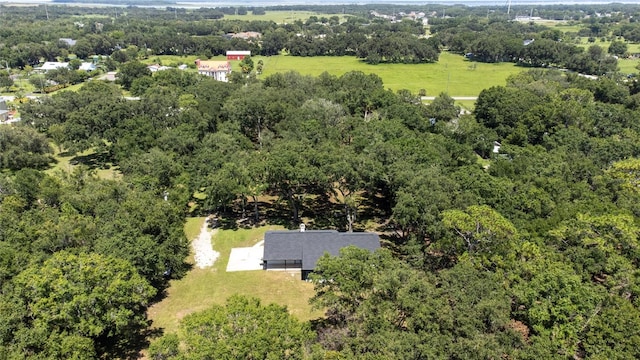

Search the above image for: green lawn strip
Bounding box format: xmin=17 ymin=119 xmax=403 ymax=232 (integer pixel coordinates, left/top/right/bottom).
xmin=575 ymin=37 xmax=640 ymax=53
xmin=142 ymin=55 xmax=201 ymax=67
xmin=553 ymin=22 xmax=583 ymax=33
xmin=148 ymin=220 xmax=322 ymax=335
xmin=222 ymin=10 xmax=347 ymax=23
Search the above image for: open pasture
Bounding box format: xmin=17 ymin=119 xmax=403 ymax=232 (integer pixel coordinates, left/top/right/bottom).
xmin=223 ymin=10 xmax=348 ymax=23
xmin=146 ymin=52 xmax=522 ymax=96
xmin=258 ymin=52 xmax=522 ymax=96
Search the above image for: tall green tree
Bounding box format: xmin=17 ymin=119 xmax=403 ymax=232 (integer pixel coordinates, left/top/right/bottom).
xmin=153 ymin=295 xmax=311 ymax=360
xmin=439 ymin=205 xmax=519 ymax=268
xmin=0 ymin=126 xmax=53 ymax=170
xmin=117 ymin=60 xmax=151 ymax=90
xmin=0 ymin=252 xmax=156 ymax=358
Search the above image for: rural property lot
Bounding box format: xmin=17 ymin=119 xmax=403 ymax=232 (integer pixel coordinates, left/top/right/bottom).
xmin=145 ymin=52 xmax=523 ymax=96
xmin=147 ymin=218 xmax=321 ymax=334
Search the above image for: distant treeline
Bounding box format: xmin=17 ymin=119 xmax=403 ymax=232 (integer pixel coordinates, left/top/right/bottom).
xmin=44 ymin=2 xmax=640 ymax=21
xmin=2 ymin=3 xmax=639 ymax=70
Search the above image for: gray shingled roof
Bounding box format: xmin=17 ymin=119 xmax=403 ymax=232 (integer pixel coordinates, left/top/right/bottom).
xmin=263 ymin=230 xmax=380 ymax=271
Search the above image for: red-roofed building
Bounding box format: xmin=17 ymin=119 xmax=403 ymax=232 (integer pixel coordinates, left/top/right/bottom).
xmin=226 ymin=51 xmax=251 ymax=61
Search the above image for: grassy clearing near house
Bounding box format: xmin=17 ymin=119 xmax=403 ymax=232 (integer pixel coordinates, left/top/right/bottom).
xmin=148 ymin=218 xmax=322 ymax=335
xmin=456 ymin=100 xmax=476 ymax=112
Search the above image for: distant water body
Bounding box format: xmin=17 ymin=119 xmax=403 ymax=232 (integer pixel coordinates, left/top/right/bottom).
xmin=1 ymin=0 xmax=637 ymax=6
xmin=178 ymin=0 xmax=640 ymax=6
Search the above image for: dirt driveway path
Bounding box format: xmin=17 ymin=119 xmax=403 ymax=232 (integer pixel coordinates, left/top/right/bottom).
xmin=192 ymin=220 xmax=220 ymax=269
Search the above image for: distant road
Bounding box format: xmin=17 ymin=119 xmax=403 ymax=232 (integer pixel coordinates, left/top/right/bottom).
xmin=421 ymin=96 xmax=478 ymax=101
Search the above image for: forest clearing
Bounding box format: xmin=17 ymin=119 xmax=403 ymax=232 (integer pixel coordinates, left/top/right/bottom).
xmin=148 ymin=218 xmax=321 ymax=334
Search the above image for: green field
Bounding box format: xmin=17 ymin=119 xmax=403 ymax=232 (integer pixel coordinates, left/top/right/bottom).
xmin=575 ymin=37 xmax=640 ymax=52
xmin=619 ymin=58 xmax=640 ymax=75
xmin=573 ymin=38 xmax=640 ymax=75
xmin=223 ymin=10 xmax=348 ymax=23
xmin=149 ymin=52 xmax=523 ymax=96
xmin=552 ymin=22 xmax=583 ymax=33
xmin=260 ymin=52 xmax=522 ymax=96
xmin=148 ymin=218 xmax=322 ymax=335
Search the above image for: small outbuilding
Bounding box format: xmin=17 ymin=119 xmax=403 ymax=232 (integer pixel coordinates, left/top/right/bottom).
xmin=262 ymin=226 xmax=380 ymax=280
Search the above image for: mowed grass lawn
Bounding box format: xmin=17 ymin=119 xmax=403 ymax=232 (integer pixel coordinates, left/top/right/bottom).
xmin=148 ymin=218 xmax=323 ymax=335
xmin=259 ymin=52 xmax=522 ymax=96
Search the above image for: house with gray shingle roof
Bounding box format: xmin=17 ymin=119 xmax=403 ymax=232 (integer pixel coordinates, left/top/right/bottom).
xmin=262 ymin=226 xmax=380 ymax=280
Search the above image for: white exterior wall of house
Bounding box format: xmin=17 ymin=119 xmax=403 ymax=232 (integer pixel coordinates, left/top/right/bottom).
xmin=197 ymin=69 xmax=228 ymax=82
xmin=195 ymin=59 xmax=231 ymax=82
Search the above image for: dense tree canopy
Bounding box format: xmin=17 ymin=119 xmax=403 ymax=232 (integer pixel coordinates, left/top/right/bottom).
xmin=10 ymin=60 xmax=640 ymax=357
xmin=2 ymin=2 xmax=640 ymax=357
xmin=0 ymin=251 xmax=156 ymax=358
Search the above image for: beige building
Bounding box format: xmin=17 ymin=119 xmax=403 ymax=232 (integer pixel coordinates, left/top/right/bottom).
xmin=195 ymin=59 xmax=231 ymax=82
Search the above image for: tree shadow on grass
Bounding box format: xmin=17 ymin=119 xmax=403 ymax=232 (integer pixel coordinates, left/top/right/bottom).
xmin=69 ymin=151 xmax=113 ymax=170
xmin=302 ymin=193 xmax=344 ymax=231
xmin=193 ymin=187 xmax=392 ymax=234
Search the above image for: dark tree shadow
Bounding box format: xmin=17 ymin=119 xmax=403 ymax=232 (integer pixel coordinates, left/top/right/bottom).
xmin=96 ymin=321 xmax=164 ymax=360
xmin=69 ymin=151 xmax=113 ymax=170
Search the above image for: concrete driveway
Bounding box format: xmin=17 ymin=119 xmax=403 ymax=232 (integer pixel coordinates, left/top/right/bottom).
xmin=226 ymin=240 xmax=264 ymax=272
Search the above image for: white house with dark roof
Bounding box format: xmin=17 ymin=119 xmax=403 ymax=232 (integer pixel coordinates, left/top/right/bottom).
xmin=262 ymin=226 xmax=380 ymax=280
